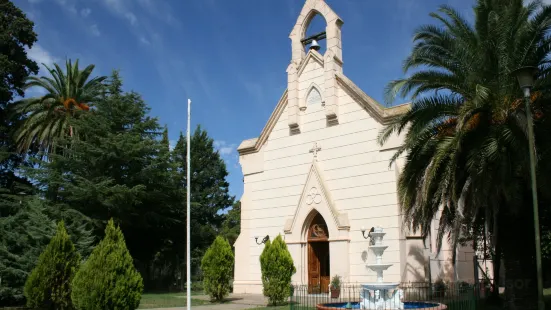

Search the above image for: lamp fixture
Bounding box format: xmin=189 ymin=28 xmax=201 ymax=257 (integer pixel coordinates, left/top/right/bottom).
xmin=360 ymin=226 xmax=374 ymax=240
xmin=255 ymin=235 xmax=270 ymax=245
xmin=512 ymin=66 xmax=538 ymax=98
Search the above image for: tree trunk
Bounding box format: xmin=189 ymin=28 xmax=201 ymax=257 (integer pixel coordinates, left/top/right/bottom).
xmin=499 ymin=208 xmax=538 ymax=310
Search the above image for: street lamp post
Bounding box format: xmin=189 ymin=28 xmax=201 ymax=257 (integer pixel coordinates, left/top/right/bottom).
xmin=512 ymin=66 xmax=544 ymax=310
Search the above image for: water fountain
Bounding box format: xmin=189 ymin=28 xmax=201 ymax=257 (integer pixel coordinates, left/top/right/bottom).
xmin=315 ymin=227 xmax=447 ymax=310
xmin=360 ymin=227 xmax=403 ymax=310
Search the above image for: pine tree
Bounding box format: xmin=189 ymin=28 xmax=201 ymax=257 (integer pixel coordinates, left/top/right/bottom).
xmin=259 ymin=235 xmax=296 ymax=306
xmin=201 ymin=236 xmax=234 ymax=301
xmin=0 ymin=0 xmax=39 ymax=194
xmin=172 ymin=126 xmax=235 ymax=274
xmin=71 ymin=219 xmax=143 ymax=310
xmin=220 ymin=200 xmax=241 ymax=247
xmin=0 ymin=199 xmax=55 ymax=306
xmin=29 ymin=71 xmax=181 ymax=286
xmin=24 ymin=221 xmax=80 ymax=310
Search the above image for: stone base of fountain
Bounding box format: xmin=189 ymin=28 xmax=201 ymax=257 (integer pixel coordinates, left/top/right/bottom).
xmin=360 ymin=285 xmax=403 ymax=310
xmin=316 ymin=301 xmax=447 ymax=310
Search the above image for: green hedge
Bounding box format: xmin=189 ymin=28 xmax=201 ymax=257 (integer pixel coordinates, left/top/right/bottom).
xmin=201 ymin=236 xmax=234 ymax=301
xmin=260 ymin=235 xmax=296 ymax=306
xmin=24 ymin=221 xmax=80 ymax=309
xmin=71 ymin=219 xmax=143 ymax=310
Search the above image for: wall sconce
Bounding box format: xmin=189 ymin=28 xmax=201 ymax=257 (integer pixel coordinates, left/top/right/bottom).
xmin=360 ymin=226 xmax=374 ymax=240
xmin=255 ymin=235 xmax=270 ymax=245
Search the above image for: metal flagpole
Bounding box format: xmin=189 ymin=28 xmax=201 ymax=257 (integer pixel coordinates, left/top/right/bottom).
xmin=186 ymin=98 xmax=191 ymax=310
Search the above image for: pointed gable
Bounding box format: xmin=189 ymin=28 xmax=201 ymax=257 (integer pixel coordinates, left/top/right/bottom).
xmin=237 ymin=0 xmax=411 ymax=156
xmin=284 ymin=160 xmax=349 ymax=238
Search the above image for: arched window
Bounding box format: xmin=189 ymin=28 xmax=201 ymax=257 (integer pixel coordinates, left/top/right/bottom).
xmin=303 ymin=13 xmax=327 ymax=54
xmin=306 ymin=86 xmax=322 ymax=106
xmin=308 ymin=213 xmax=329 ymax=241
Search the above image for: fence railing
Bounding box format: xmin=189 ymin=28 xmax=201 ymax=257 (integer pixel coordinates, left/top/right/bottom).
xmin=290 ymin=282 xmax=483 ymax=310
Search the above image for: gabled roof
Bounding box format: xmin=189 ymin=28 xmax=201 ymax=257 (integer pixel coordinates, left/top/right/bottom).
xmin=297 ymin=49 xmax=324 ymax=77
xmin=283 ymin=160 xmax=349 ymax=234
xmin=237 ymin=74 xmax=410 ymax=155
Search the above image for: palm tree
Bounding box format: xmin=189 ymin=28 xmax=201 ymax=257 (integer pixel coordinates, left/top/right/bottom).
xmin=378 ymin=1 xmax=551 ymax=308
xmin=11 ymin=59 xmax=107 ymax=155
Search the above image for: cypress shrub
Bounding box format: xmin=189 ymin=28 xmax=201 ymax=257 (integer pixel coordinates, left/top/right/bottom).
xmin=23 ymin=221 xmax=81 ymax=309
xmin=259 ymin=235 xmax=296 ymax=306
xmin=201 ymin=236 xmax=234 ymax=301
xmin=71 ymin=219 xmax=143 ymax=310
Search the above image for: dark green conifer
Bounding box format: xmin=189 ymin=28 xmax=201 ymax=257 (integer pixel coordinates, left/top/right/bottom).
xmin=24 ymin=221 xmax=80 ymax=309
xmin=259 ymin=235 xmax=296 ymax=306
xmin=71 ymin=218 xmax=143 ymax=310
xmin=201 ymin=236 xmax=234 ymax=301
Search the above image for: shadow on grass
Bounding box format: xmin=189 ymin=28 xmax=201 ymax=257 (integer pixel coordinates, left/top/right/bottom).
xmin=138 ymin=292 xmax=209 ymax=309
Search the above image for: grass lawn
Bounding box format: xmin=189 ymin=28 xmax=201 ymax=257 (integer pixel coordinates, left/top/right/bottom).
xmin=138 ymin=292 xmax=210 ymax=309
xmin=545 ymin=288 xmax=551 ymax=308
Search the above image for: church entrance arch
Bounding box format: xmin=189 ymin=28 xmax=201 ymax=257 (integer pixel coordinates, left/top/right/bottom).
xmin=306 ymin=212 xmax=330 ymax=294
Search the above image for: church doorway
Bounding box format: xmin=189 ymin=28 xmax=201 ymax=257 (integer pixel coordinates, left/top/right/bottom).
xmin=307 ymin=212 xmax=330 ymax=294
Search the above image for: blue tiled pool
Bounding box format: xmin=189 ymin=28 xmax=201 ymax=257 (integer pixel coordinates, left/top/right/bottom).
xmin=318 ymin=301 xmax=441 ymax=309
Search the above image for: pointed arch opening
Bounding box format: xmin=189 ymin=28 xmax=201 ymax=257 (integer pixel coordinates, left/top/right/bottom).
xmin=305 ymin=84 xmax=323 ymax=108
xmin=303 ymin=210 xmax=330 ymax=294
xmin=302 ymin=11 xmax=327 ymax=55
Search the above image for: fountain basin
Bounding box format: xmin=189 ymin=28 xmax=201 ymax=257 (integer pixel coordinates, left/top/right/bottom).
xmin=316 ymin=301 xmax=447 ymax=310
xmin=366 ymin=263 xmax=392 ymax=272
xmin=361 ymin=282 xmax=400 ymax=291
xmin=369 ymin=245 xmax=388 ymax=257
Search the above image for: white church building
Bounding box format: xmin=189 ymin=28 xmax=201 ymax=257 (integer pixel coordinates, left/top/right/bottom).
xmin=233 ymin=0 xmax=476 ymax=294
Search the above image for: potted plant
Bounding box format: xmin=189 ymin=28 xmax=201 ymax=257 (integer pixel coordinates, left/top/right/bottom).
xmin=330 ymin=275 xmax=341 ymax=298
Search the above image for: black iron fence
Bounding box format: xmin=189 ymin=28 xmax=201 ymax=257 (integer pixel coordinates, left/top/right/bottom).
xmin=290 ymin=282 xmax=483 ymax=310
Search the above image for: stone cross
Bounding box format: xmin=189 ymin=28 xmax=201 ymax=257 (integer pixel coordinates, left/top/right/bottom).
xmin=309 ymin=142 xmax=321 ymax=159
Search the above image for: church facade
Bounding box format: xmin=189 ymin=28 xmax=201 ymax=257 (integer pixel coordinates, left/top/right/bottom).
xmin=233 ymin=0 xmax=476 ymax=294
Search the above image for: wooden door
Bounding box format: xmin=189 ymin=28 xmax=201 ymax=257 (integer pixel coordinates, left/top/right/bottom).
xmin=308 ymin=242 xmax=330 ymax=294
xmin=319 ymin=242 xmax=330 ymax=293
xmin=307 ymin=213 xmax=330 ymax=294
xmin=308 ymin=243 xmax=321 ymax=293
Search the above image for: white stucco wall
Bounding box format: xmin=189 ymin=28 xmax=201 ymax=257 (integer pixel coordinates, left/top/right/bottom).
xmin=234 ymin=53 xmax=411 ymax=293
xmin=233 ymin=0 xmax=475 ymax=294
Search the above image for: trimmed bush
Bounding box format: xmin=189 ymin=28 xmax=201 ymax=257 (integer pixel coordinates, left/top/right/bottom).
xmin=24 ymin=221 xmax=81 ymax=309
xmin=71 ymin=219 xmax=143 ymax=310
xmin=260 ymin=235 xmax=296 ymax=306
xmin=201 ymin=236 xmax=234 ymax=301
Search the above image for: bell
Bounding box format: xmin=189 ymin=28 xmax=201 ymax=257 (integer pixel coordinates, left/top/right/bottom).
xmin=310 ymin=40 xmax=321 ymax=51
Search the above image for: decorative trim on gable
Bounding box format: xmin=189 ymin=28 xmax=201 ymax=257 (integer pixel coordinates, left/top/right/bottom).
xmin=237 ymin=73 xmax=411 ymax=156
xmin=283 ymin=160 xmax=350 ymax=234
xmin=303 ymin=82 xmax=324 ymax=109
xmin=237 ymin=90 xmax=288 ymax=155
xmin=297 ymin=50 xmax=324 ymax=77
xmin=335 ymin=73 xmax=410 ymax=124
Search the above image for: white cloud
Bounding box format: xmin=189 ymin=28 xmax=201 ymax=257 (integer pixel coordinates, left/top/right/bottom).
xmin=140 ymin=36 xmax=150 ymax=45
xmin=54 ymin=0 xmax=77 ymax=14
xmin=125 ymin=12 xmax=137 ymax=26
xmin=213 ymin=140 xmax=237 ymax=156
xmin=103 ymin=0 xmax=138 ymax=26
xmin=90 ymin=24 xmax=101 ymax=37
xmin=169 ymin=140 xmax=177 ymax=151
xmin=80 ymin=8 xmax=91 ymax=17
xmin=137 ymin=0 xmax=181 ymax=28
xmin=27 ymin=44 xmax=57 ymax=68
xmin=24 ymin=44 xmax=59 ymax=97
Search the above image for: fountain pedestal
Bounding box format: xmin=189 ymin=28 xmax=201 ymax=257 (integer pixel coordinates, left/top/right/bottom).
xmin=360 ymin=227 xmax=404 ymax=310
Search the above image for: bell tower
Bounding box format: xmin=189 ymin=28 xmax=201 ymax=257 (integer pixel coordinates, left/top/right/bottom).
xmin=287 ymin=0 xmax=344 ymax=132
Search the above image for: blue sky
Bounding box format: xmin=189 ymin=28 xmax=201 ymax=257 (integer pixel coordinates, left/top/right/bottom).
xmin=14 ymin=0 xmax=478 ymax=199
